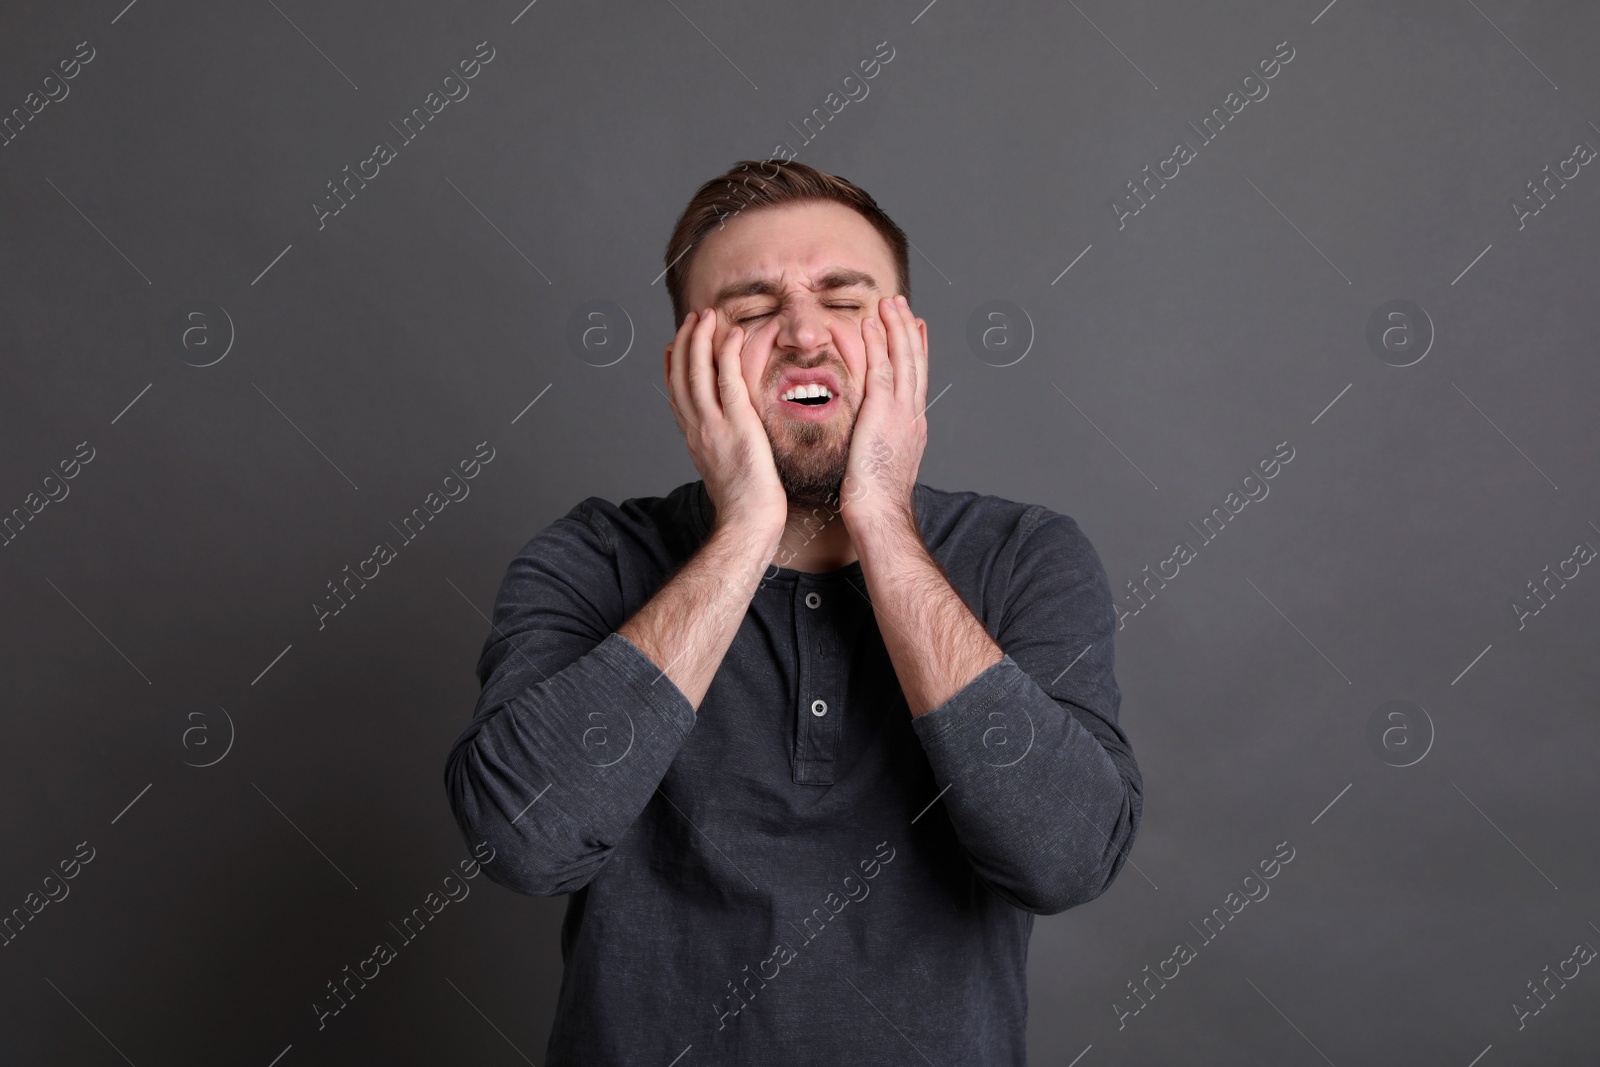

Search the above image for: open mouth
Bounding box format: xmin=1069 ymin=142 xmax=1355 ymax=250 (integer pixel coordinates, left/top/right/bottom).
xmin=781 ymin=383 xmax=835 ymax=407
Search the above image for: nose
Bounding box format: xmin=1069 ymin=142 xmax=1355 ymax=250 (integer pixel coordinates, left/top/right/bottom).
xmin=771 ymin=296 xmax=833 ymax=356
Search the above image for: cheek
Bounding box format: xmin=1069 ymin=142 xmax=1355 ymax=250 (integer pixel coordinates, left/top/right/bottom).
xmin=829 ymin=321 xmax=869 ymax=384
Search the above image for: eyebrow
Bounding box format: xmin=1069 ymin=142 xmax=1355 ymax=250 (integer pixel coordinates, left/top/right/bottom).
xmin=711 ymin=268 xmax=879 ymax=310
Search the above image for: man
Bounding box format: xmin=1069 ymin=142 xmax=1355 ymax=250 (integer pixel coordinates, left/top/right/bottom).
xmin=444 ymin=159 xmax=1142 ymax=1065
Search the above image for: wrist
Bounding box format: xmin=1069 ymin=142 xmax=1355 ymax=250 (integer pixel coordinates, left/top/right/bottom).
xmin=842 ymin=497 xmax=919 ymax=551
xmin=709 ymin=510 xmax=786 ymax=561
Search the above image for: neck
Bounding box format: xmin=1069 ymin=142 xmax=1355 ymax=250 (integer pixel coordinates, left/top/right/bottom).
xmin=772 ymin=496 xmax=858 ymax=573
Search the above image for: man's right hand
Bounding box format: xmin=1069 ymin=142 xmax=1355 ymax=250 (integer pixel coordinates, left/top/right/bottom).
xmin=616 ymin=310 xmax=788 ymax=710
xmin=665 ymin=309 xmax=787 ymax=538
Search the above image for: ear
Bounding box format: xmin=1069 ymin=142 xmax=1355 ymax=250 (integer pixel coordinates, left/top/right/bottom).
xmin=663 ymin=342 xmax=673 ymax=382
xmin=916 ymin=318 xmax=927 ymax=351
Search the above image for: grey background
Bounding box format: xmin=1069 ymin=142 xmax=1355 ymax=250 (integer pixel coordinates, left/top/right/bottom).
xmin=1 ymin=0 xmax=1596 ymax=1063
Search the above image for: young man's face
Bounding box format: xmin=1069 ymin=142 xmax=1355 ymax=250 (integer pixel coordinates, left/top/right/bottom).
xmin=674 ymin=199 xmax=900 ymax=508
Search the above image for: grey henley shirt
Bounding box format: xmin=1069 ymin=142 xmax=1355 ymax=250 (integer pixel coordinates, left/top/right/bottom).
xmin=443 ymin=479 xmax=1143 ymax=1065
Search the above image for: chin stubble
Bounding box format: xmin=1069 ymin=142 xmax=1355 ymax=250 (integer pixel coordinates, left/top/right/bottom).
xmin=767 ymin=411 xmax=853 ymax=509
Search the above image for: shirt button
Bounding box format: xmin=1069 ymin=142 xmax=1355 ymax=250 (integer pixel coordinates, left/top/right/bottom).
xmin=805 ymin=592 xmax=822 ymax=609
xmin=811 ymin=699 xmax=828 ymax=717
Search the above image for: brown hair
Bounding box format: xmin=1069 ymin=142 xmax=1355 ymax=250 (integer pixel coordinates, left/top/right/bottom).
xmin=662 ymin=159 xmax=910 ymax=326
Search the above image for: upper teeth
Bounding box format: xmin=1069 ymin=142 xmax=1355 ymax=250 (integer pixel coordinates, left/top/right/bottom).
xmin=782 ymin=383 xmax=833 ymax=401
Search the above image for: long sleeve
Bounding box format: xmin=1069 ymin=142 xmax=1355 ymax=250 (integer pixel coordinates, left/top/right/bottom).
xmin=442 ymin=503 xmax=697 ymax=897
xmin=909 ymin=508 xmax=1142 ymax=915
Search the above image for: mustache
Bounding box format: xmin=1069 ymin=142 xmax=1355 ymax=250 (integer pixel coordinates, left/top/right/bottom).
xmin=764 ymin=356 xmax=849 ymax=387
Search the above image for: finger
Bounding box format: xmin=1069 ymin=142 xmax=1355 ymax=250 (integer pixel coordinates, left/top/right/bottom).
xmin=912 ymin=316 xmax=929 ymax=418
xmin=882 ymin=296 xmax=915 ymax=402
xmin=894 ymin=298 xmax=925 ymax=410
xmin=889 ymin=299 xmax=915 ymax=403
xmin=667 ymin=310 xmax=699 ymax=432
xmin=714 ymin=323 xmax=748 ymax=422
xmin=861 ymin=312 xmax=890 ymax=400
xmin=687 ymin=306 xmax=721 ymax=421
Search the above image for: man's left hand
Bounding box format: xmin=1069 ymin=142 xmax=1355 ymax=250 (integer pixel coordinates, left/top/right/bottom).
xmin=840 ymin=294 xmax=928 ymax=534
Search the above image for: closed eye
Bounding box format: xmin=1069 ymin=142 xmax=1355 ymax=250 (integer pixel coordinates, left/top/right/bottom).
xmin=734 ymin=303 xmax=861 ymax=325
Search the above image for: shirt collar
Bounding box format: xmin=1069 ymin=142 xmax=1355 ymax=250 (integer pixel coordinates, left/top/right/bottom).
xmin=686 ymin=480 xmax=931 ymax=573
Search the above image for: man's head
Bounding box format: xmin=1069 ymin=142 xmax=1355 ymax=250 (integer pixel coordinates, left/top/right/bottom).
xmin=662 ymin=160 xmax=911 ymax=508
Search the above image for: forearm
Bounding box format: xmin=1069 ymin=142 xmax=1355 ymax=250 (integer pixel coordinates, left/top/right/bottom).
xmin=618 ymin=518 xmax=782 ymax=709
xmin=444 ymin=630 xmax=697 ymax=896
xmin=445 ymin=510 xmax=781 ymax=897
xmin=850 ymin=509 xmax=1004 ymax=718
xmin=910 ymin=658 xmax=1141 ymax=913
xmin=852 ymin=508 xmax=1140 ymax=913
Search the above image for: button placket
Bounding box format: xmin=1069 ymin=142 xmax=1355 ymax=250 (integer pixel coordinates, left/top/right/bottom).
xmin=792 ymin=579 xmax=844 ymax=785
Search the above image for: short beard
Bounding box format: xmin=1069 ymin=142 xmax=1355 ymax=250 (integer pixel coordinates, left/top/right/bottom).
xmin=769 ymin=417 xmax=852 ymax=510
